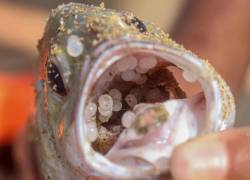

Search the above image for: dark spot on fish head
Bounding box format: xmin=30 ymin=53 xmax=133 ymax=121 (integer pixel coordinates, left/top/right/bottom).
xmin=131 ymin=17 xmax=147 ymax=33
xmin=47 ymin=61 xmax=67 ymax=96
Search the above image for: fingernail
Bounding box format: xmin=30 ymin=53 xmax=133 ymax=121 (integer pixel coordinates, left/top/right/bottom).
xmin=170 ymin=135 xmax=229 ymax=180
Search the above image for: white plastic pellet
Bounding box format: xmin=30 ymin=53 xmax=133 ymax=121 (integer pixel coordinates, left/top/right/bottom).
xmin=85 ymin=102 xmax=97 ymax=117
xmin=113 ymin=100 xmax=123 ymax=112
xmin=99 ymin=114 xmax=111 ymax=123
xmin=86 ymin=121 xmax=98 ymax=142
xmin=127 ymin=56 xmax=138 ymax=70
xmin=138 ymin=56 xmax=157 ymax=70
xmin=67 ymin=35 xmax=84 ymax=57
xmin=98 ymin=94 xmax=113 ymax=111
xmin=135 ymin=74 xmax=147 ymax=85
xmin=132 ymin=72 xmax=141 ymax=82
xmin=121 ymin=70 xmax=136 ymax=81
xmin=116 ymin=56 xmax=138 ymax=72
xmin=98 ymin=106 xmax=112 ymax=117
xmin=116 ymin=58 xmax=131 ymax=72
xmin=121 ymin=111 xmax=136 ymax=128
xmin=98 ymin=126 xmax=108 ymax=137
xmin=135 ymin=66 xmax=148 ymax=74
xmin=109 ymin=89 xmax=122 ymax=101
xmin=125 ymin=94 xmax=137 ymax=108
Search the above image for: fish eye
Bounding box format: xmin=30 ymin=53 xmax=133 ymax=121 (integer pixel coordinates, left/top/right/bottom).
xmin=131 ymin=17 xmax=147 ymax=33
xmin=47 ymin=61 xmax=67 ymax=96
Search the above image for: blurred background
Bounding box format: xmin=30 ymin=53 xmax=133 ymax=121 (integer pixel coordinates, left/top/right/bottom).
xmin=0 ymin=0 xmax=249 ymax=179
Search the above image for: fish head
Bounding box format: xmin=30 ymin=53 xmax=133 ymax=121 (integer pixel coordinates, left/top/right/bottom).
xmin=36 ymin=3 xmax=235 ymax=179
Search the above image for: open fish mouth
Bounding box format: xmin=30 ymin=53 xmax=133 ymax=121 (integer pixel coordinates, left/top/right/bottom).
xmin=75 ymin=38 xmax=235 ymax=179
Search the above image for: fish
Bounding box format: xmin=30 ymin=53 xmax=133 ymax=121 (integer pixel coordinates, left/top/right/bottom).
xmin=36 ymin=2 xmax=235 ymax=179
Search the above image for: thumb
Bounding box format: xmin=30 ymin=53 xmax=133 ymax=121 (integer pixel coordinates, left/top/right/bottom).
xmin=170 ymin=128 xmax=250 ymax=180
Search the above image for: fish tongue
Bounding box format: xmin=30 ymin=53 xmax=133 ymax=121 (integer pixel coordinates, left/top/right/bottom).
xmin=106 ymin=92 xmax=206 ymax=166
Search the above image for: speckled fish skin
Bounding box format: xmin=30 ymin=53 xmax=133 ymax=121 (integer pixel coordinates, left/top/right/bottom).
xmin=36 ymin=3 xmax=235 ymax=180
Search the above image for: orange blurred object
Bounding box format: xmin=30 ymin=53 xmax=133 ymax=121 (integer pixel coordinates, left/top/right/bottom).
xmin=0 ymin=73 xmax=35 ymax=145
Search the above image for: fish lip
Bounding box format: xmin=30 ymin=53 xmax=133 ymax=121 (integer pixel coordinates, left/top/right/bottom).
xmin=74 ymin=37 xmax=235 ymax=178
